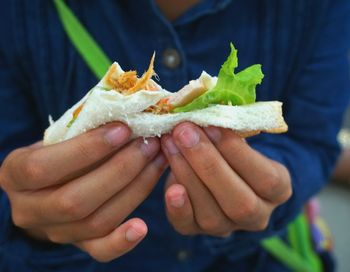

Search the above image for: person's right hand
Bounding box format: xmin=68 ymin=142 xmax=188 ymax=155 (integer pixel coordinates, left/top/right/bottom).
xmin=0 ymin=122 xmax=167 ymax=262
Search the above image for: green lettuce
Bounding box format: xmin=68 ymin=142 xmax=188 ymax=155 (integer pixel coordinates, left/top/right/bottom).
xmin=172 ymin=43 xmax=264 ymax=113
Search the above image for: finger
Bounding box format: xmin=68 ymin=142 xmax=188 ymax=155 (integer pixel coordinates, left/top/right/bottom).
xmin=21 ymin=138 xmax=160 ymax=224
xmin=171 ymin=122 xmax=269 ymax=227
xmin=162 ymin=136 xmax=233 ymax=236
xmin=44 ymin=153 xmax=167 ymax=243
xmin=165 ymin=177 xmax=200 ymax=235
xmin=11 ymin=122 xmax=131 ymax=191
xmin=29 ymin=141 xmax=43 ymax=149
xmin=204 ymin=126 xmax=292 ymax=204
xmin=75 ymin=218 xmax=147 ymax=263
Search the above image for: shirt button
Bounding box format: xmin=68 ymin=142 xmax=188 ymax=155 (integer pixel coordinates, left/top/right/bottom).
xmin=163 ymin=48 xmax=181 ymax=69
xmin=177 ymin=250 xmax=190 ymax=262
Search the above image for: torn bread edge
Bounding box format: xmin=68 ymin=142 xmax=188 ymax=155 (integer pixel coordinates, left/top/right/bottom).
xmin=44 ymin=94 xmax=288 ymax=145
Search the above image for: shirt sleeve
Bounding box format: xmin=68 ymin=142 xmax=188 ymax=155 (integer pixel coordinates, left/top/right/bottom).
xmin=203 ymin=0 xmax=350 ymax=256
xmin=0 ymin=4 xmax=91 ymax=270
xmin=0 ymin=2 xmax=40 ymax=256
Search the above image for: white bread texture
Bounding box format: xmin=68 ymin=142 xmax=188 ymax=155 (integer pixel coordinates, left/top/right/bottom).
xmin=125 ymin=102 xmax=287 ymax=139
xmin=44 ymin=87 xmax=171 ymax=145
xmin=44 ymin=89 xmax=287 ymax=145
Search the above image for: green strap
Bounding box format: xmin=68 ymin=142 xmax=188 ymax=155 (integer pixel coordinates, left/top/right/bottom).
xmin=262 ymin=213 xmax=323 ymax=272
xmin=53 ymin=0 xmax=112 ymax=79
xmin=288 ymin=214 xmax=323 ymax=272
xmin=262 ymin=237 xmax=313 ymax=272
xmin=288 ymin=216 xmax=301 ymax=256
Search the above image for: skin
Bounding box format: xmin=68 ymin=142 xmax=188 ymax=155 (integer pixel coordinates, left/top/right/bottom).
xmin=0 ymin=123 xmax=292 ymax=262
xmin=155 ymin=0 xmax=200 ymax=21
xmin=161 ymin=123 xmax=292 ymax=237
xmin=0 ymin=122 xmax=168 ymax=262
xmin=0 ymin=1 xmax=292 ymax=263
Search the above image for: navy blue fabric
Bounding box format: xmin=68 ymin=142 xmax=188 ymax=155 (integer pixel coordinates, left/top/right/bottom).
xmin=0 ymin=0 xmax=349 ymax=271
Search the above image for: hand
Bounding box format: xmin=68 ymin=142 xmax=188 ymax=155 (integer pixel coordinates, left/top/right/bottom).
xmin=161 ymin=122 xmax=291 ymax=237
xmin=0 ymin=122 xmax=167 ymax=262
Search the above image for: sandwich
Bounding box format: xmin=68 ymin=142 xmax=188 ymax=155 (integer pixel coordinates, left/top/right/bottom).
xmin=43 ymin=43 xmax=288 ymax=145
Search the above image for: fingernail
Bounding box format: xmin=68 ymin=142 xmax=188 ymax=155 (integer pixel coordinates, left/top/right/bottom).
xmin=164 ymin=137 xmax=179 ymax=155
xmin=140 ymin=138 xmax=159 ymax=157
xmin=126 ymin=227 xmax=144 ymax=242
xmin=104 ymin=126 xmax=129 ymax=147
xmin=204 ymin=127 xmax=221 ymax=143
xmin=177 ymin=125 xmax=200 ymax=148
xmin=153 ymin=153 xmax=167 ymax=168
xmin=170 ymin=194 xmax=185 ymax=208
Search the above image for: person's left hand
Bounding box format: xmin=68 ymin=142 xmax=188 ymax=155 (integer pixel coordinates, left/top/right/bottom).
xmin=161 ymin=122 xmax=292 ymax=237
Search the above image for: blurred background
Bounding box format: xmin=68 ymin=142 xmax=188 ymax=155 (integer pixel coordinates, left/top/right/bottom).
xmin=319 ymin=186 xmax=349 ymax=272
xmin=319 ymin=106 xmax=350 ymax=272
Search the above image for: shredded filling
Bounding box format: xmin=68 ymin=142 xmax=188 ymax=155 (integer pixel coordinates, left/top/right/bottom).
xmin=67 ymin=54 xmax=158 ymax=127
xmin=144 ymin=98 xmax=173 ymax=114
xmin=105 ymin=53 xmax=157 ymax=95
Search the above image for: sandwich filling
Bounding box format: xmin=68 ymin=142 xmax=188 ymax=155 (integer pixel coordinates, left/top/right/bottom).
xmin=147 ymin=43 xmax=264 ymax=114
xmin=67 ymin=53 xmax=159 ymax=127
xmin=104 ymin=53 xmax=158 ymax=94
xmin=67 ymin=43 xmax=264 ymax=127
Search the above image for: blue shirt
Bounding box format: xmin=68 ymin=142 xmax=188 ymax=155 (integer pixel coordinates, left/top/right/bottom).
xmin=0 ymin=0 xmax=349 ymax=271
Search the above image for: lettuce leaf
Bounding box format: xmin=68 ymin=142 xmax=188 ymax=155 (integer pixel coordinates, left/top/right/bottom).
xmin=173 ymin=43 xmax=264 ymax=113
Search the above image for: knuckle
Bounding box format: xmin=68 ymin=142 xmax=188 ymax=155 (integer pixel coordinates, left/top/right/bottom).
xmin=86 ymin=217 xmax=111 ymax=236
xmin=0 ymin=169 xmax=9 ymax=190
xmin=173 ymin=225 xmax=193 ymax=236
xmin=281 ymin=183 xmax=293 ymax=203
xmin=47 ymin=231 xmax=66 ymax=244
xmin=267 ymin=167 xmax=281 ymax=191
xmin=3 ymin=149 xmax=23 ymax=170
xmin=270 ymin=164 xmax=292 ymax=203
xmin=251 ymin=218 xmax=269 ymax=231
xmin=1 ymin=152 xmax=14 ymax=176
xmin=56 ymin=193 xmax=86 ymax=220
xmin=228 ymin=197 xmax=259 ymax=224
xmin=277 ymin=181 xmax=292 ymax=204
xmin=1 ymin=148 xmax=36 ymax=189
xmin=197 ymin=217 xmax=222 ymax=233
xmin=279 ymin=166 xmax=293 ymax=202
xmin=261 ymin=169 xmax=281 ymax=198
xmin=23 ymin=154 xmax=45 ymax=183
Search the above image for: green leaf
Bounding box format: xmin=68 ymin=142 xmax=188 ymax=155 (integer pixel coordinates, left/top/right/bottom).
xmin=173 ymin=43 xmax=264 ymax=113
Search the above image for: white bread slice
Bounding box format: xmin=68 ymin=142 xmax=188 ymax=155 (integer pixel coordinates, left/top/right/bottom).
xmin=44 ymin=87 xmax=171 ymax=145
xmin=124 ymin=102 xmax=287 ymax=139
xmin=44 ymin=93 xmax=287 ymax=145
